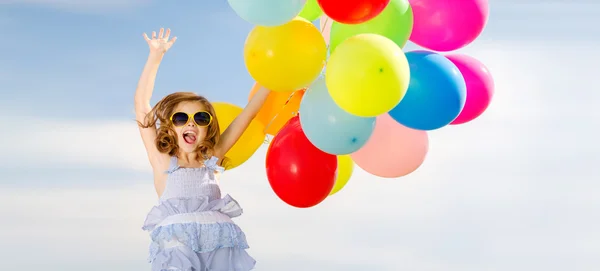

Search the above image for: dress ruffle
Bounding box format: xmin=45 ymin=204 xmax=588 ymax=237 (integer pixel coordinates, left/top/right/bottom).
xmin=143 ymin=195 xmax=243 ymax=231
xmin=142 ymin=195 xmax=254 ymax=270
xmin=152 ymin=246 xmax=256 ymax=271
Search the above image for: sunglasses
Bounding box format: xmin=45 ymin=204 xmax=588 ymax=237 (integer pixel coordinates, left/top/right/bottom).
xmin=170 ymin=111 xmax=213 ymax=127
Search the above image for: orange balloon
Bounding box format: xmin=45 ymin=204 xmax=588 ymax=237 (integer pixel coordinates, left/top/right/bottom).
xmin=248 ymin=83 xmax=305 ymax=136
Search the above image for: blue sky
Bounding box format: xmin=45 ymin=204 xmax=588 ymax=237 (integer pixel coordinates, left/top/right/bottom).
xmin=1 ymin=0 xmax=599 ymax=270
xmin=0 ymin=0 xmax=256 ymax=119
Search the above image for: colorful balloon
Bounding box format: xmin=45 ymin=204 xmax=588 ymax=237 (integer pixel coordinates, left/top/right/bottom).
xmin=244 ymin=17 xmax=327 ymax=92
xmin=212 ymin=102 xmax=266 ymax=169
xmin=326 ymin=33 xmax=410 ymax=117
xmin=298 ymin=0 xmax=323 ymax=21
xmin=227 ymin=0 xmax=306 ymax=26
xmin=388 ymin=51 xmax=466 ymax=130
xmin=248 ymin=83 xmax=305 ymax=135
xmin=329 ymin=0 xmax=413 ymax=53
xmin=351 ymin=114 xmax=428 ymax=178
xmin=266 ymin=116 xmax=337 ymax=208
xmin=299 ymin=76 xmax=375 ymax=154
xmin=329 ymin=155 xmax=354 ymax=195
xmin=409 ymin=0 xmax=489 ymax=51
xmin=317 ymin=0 xmax=391 ymax=24
xmin=445 ymin=54 xmax=495 ymax=125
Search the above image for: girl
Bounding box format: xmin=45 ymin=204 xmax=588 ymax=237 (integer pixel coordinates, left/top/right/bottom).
xmin=135 ymin=28 xmax=270 ymax=271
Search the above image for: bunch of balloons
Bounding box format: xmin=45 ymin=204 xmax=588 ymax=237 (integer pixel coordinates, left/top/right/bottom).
xmin=225 ymin=0 xmax=495 ymax=208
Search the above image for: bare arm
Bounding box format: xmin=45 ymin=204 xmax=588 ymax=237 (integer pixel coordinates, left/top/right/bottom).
xmin=135 ymin=52 xmax=163 ymax=117
xmin=215 ymin=85 xmax=271 ymax=159
xmin=135 ymin=28 xmax=177 ymax=170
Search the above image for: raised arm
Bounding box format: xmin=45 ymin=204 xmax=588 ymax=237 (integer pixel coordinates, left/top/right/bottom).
xmin=215 ymin=85 xmax=271 ymax=159
xmin=135 ymin=28 xmax=177 ymax=170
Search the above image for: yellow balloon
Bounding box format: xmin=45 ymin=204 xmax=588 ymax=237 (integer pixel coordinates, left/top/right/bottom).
xmin=212 ymin=102 xmax=266 ymax=170
xmin=329 ymin=155 xmax=354 ymax=196
xmin=325 ymin=33 xmax=410 ymax=117
xmin=244 ymin=17 xmax=327 ymax=92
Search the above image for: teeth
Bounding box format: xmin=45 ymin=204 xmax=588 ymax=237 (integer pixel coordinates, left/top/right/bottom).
xmin=184 ymin=131 xmax=196 ymax=135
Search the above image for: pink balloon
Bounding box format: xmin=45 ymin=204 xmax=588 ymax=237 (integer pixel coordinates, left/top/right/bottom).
xmin=446 ymin=54 xmax=494 ymax=125
xmin=409 ymin=0 xmax=489 ymax=52
xmin=351 ymin=114 xmax=428 ymax=178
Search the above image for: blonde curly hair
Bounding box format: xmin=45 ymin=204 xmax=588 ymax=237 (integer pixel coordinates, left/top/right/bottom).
xmin=137 ymin=92 xmax=226 ymax=166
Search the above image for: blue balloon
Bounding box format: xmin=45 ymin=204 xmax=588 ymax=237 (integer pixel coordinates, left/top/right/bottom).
xmin=227 ymin=0 xmax=306 ymax=26
xmin=388 ymin=50 xmax=466 ymax=130
xmin=299 ymin=76 xmax=376 ymax=155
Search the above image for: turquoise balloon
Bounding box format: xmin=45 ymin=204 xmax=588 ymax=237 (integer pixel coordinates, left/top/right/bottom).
xmin=227 ymin=0 xmax=306 ymax=26
xmin=388 ymin=50 xmax=467 ymax=130
xmin=299 ymin=76 xmax=376 ymax=155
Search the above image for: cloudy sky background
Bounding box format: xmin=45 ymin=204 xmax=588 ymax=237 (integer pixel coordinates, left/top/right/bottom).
xmin=1 ymin=0 xmax=599 ymax=270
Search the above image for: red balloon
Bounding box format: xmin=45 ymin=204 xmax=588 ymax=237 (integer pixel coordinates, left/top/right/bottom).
xmin=317 ymin=0 xmax=390 ymax=24
xmin=265 ymin=116 xmax=337 ymax=208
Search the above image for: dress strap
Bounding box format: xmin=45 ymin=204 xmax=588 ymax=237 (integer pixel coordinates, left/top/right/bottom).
xmin=204 ymin=156 xmax=225 ymax=173
xmin=163 ymin=156 xmax=224 ymax=173
xmin=164 ymin=156 xmax=180 ymax=174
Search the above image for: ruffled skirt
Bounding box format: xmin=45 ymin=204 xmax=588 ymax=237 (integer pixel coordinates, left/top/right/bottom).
xmin=142 ymin=195 xmax=255 ymax=271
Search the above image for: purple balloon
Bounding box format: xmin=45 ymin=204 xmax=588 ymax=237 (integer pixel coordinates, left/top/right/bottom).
xmin=446 ymin=54 xmax=494 ymax=125
xmin=409 ymin=0 xmax=489 ymax=52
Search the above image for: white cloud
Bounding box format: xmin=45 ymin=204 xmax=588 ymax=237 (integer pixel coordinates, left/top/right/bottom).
xmin=1 ymin=41 xmax=600 ymax=270
xmin=0 ymin=118 xmax=152 ymax=172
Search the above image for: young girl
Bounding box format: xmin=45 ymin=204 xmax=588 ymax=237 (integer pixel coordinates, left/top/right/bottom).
xmin=135 ymin=28 xmax=270 ymax=271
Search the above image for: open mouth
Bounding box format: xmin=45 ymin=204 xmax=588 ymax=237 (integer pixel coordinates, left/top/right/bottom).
xmin=183 ymin=131 xmax=197 ymax=145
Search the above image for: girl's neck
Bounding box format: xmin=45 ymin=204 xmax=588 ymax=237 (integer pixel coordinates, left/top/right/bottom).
xmin=177 ymin=152 xmax=201 ymax=164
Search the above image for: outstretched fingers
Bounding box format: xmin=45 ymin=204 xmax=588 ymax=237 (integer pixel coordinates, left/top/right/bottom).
xmin=169 ymin=36 xmax=178 ymax=45
xmin=143 ymin=28 xmax=176 ymax=48
xmin=163 ymin=28 xmax=171 ymax=41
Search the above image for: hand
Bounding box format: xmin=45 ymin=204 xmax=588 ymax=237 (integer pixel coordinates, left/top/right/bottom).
xmin=143 ymin=28 xmax=177 ymax=55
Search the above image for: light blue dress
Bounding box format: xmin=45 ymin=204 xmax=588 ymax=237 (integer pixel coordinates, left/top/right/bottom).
xmin=142 ymin=156 xmax=255 ymax=271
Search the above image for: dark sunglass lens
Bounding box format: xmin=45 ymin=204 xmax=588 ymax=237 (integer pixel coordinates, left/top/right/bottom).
xmin=171 ymin=112 xmax=189 ymax=126
xmin=194 ymin=112 xmax=211 ymax=126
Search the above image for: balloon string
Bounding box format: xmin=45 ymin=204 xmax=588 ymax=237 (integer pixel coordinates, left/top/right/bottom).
xmin=320 ymin=17 xmax=331 ymax=68
xmin=262 ymin=90 xmax=300 ymax=136
xmin=320 ymin=17 xmax=329 ymax=35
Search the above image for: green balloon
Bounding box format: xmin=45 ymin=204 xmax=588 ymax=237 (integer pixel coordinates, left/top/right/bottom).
xmin=329 ymin=0 xmax=413 ymax=53
xmin=298 ymin=0 xmax=323 ymax=22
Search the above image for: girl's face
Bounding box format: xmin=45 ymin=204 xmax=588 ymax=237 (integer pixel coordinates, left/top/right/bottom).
xmin=170 ymin=101 xmax=212 ymax=153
